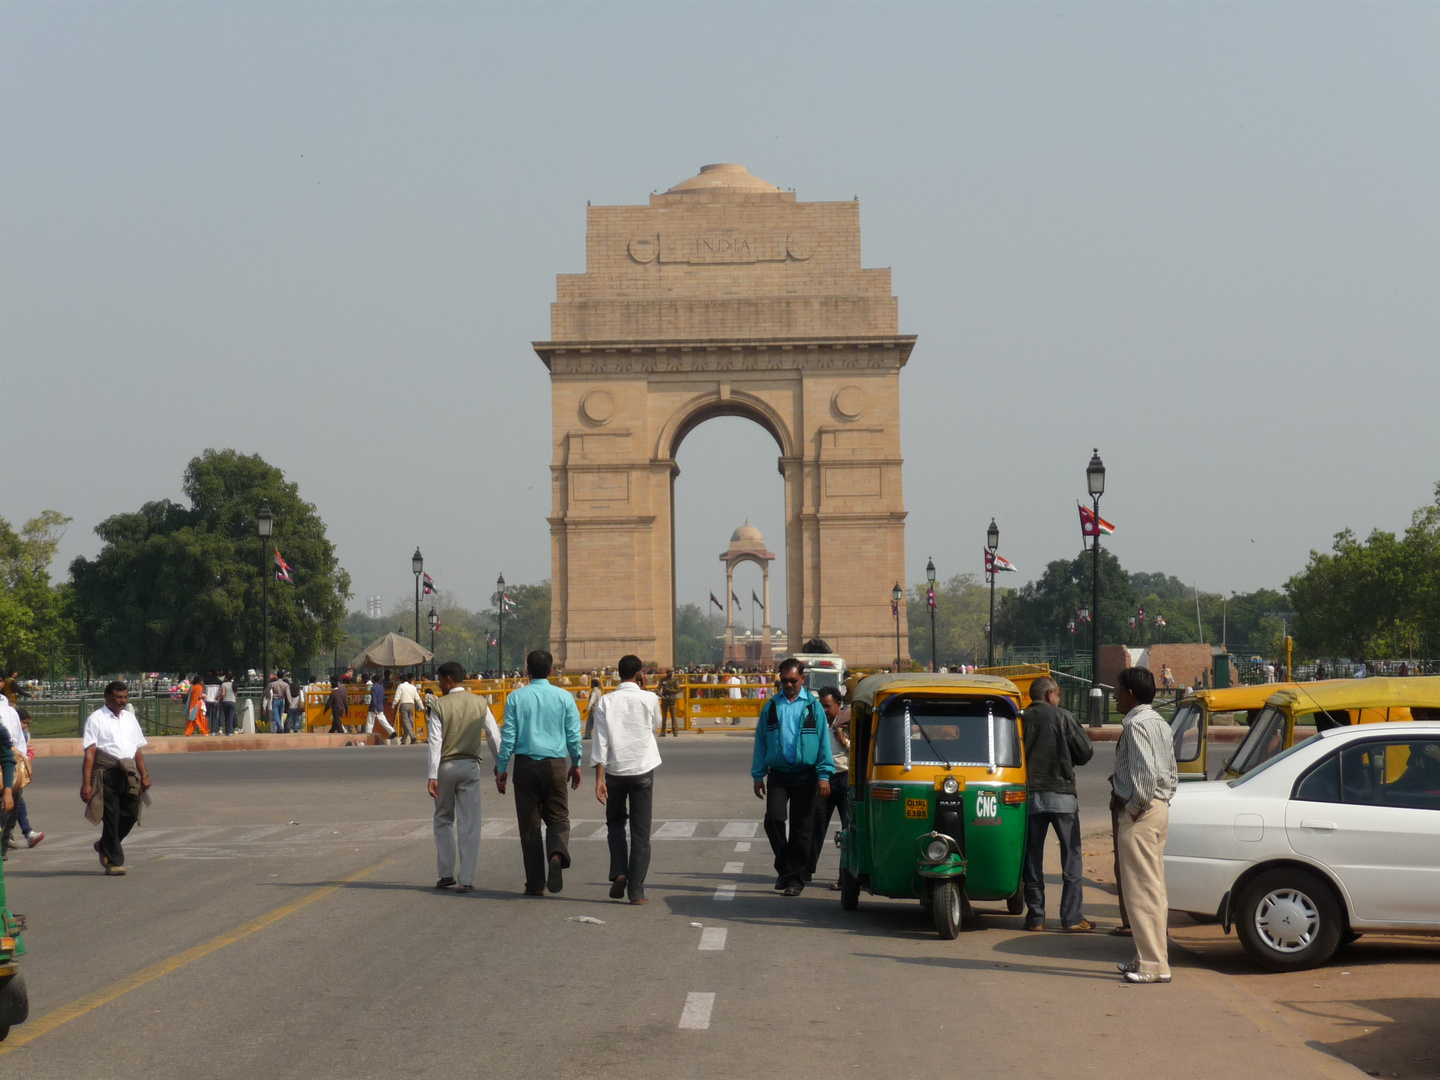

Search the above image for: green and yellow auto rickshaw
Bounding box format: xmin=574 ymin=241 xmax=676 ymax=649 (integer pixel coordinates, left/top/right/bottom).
xmin=838 ymin=673 xmax=1028 ymax=939
xmin=0 ymin=832 xmax=27 ymax=1040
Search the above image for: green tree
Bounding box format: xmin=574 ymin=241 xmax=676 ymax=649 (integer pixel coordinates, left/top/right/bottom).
xmin=1286 ymin=527 xmax=1411 ymax=659
xmin=489 ymin=580 xmax=552 ymax=673
xmin=675 ymin=602 xmax=725 ymax=667
xmin=994 ymin=547 xmax=1137 ymax=652
xmin=70 ymin=449 xmax=350 ymax=675
xmin=0 ymin=510 xmax=77 ymax=673
xmin=908 ymin=574 xmax=993 ymax=668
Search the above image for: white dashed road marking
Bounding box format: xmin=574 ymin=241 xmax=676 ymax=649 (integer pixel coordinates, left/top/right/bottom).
xmin=713 ymin=883 xmax=736 ymax=901
xmin=722 ymin=862 xmax=743 ymax=874
xmin=719 ymin=821 xmax=758 ymax=838
xmin=699 ymin=927 xmax=727 ymax=951
xmin=733 ymin=841 xmax=751 ymax=852
xmin=679 ymin=992 xmax=715 ymax=1029
xmin=653 ymin=820 xmax=698 ymax=838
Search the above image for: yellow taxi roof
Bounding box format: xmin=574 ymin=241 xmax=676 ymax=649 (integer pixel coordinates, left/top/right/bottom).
xmin=1187 ymin=684 xmax=1299 ymax=711
xmin=1265 ymin=677 xmax=1440 ymax=713
xmin=852 ymin=672 xmax=1022 ymax=707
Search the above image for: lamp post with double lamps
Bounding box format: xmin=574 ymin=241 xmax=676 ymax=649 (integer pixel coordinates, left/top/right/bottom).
xmin=926 ymin=557 xmax=938 ymax=672
xmin=257 ymin=501 xmax=274 ymax=692
xmin=1086 ymin=449 xmax=1106 ymax=727
xmin=892 ymin=582 xmax=903 ymax=671
xmin=496 ymin=573 xmax=506 ymax=676
xmin=986 ymin=519 xmax=999 ymax=667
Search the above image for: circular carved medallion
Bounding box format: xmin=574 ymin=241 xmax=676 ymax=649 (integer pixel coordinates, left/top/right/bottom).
xmin=580 ymin=389 xmax=614 ymax=425
xmin=832 ymin=385 xmax=866 ymax=421
xmin=628 ymin=236 xmax=658 ymax=263
xmin=786 ymin=233 xmax=814 ymax=261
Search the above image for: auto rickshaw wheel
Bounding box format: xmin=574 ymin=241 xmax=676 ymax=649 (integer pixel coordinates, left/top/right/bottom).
xmin=839 ymin=865 xmax=860 ymax=911
xmin=0 ymin=972 xmax=28 ymax=1030
xmin=932 ymin=881 xmax=962 ymax=940
xmin=1006 ymin=888 xmax=1025 ymax=916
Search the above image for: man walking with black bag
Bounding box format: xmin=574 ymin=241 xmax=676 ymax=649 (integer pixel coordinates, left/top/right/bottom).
xmin=1021 ymin=676 xmax=1094 ymax=932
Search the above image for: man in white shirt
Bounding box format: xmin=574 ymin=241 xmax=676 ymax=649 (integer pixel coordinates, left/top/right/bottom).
xmin=392 ymin=674 xmax=423 ymax=745
xmin=0 ymin=698 xmax=34 ymax=854
xmin=81 ymin=681 xmax=152 ymax=876
xmin=590 ymin=654 xmax=662 ymax=904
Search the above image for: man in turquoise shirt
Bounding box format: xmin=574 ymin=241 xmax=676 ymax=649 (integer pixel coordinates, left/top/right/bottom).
xmin=751 ymin=657 xmax=835 ymax=896
xmin=497 ymin=650 xmax=584 ymax=896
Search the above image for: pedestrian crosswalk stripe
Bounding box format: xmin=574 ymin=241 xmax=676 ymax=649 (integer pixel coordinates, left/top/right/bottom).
xmin=718 ymin=821 xmax=758 ymax=838
xmin=713 ymin=883 xmax=736 ymax=901
xmin=722 ymin=862 xmax=743 ymax=874
xmin=679 ymin=992 xmax=715 ymax=1029
xmin=653 ymin=820 xmax=698 ymax=838
xmin=698 ymin=927 xmax=727 ymax=951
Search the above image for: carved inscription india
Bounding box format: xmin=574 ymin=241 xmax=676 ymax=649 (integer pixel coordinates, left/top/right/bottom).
xmin=628 ymin=233 xmax=814 ymax=265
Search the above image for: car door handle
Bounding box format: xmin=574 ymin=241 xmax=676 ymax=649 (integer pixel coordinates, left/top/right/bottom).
xmin=1299 ymin=819 xmax=1338 ymax=830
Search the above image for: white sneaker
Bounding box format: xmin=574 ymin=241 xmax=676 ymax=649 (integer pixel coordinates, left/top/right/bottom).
xmin=1123 ymin=970 xmax=1172 ymax=984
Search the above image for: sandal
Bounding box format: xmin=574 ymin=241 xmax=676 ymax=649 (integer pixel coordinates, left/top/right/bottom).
xmin=1109 ymin=926 xmax=1132 ymax=937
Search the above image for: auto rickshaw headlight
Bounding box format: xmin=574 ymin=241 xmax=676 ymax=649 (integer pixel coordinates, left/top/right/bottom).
xmin=924 ymin=837 xmax=951 ymax=863
xmin=941 ymin=777 xmax=960 ymax=795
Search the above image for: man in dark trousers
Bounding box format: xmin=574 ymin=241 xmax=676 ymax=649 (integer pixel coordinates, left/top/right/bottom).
xmin=1021 ymin=675 xmax=1094 ymax=932
xmin=752 ymin=657 xmax=835 ymax=897
xmin=326 ymin=681 xmax=349 ymax=734
xmin=80 ymin=682 xmax=153 ymax=875
xmin=805 ymin=685 xmax=850 ymax=887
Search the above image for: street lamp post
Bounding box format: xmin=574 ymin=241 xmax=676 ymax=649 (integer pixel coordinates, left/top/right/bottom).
xmin=496 ymin=573 xmax=506 ymax=676
xmin=257 ymin=501 xmax=274 ymax=692
xmin=1086 ymin=449 xmax=1106 ymax=727
xmin=892 ymin=582 xmax=903 ymax=671
xmin=986 ymin=519 xmax=999 ymax=667
xmin=411 ymin=548 xmax=423 ymax=642
xmin=428 ymin=606 xmax=439 ymax=670
xmin=926 ymin=557 xmax=938 ymax=672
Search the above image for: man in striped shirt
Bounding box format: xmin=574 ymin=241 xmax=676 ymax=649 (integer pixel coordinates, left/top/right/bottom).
xmin=1110 ymin=666 xmax=1178 ymax=984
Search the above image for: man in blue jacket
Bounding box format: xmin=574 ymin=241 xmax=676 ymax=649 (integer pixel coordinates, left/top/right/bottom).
xmin=752 ymin=657 xmax=835 ymax=896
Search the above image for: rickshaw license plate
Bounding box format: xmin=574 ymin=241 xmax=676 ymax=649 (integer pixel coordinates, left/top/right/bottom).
xmin=905 ymin=799 xmax=928 ymax=819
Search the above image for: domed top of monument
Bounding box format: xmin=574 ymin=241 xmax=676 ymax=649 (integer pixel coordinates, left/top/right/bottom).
xmin=730 ymin=521 xmax=765 ymax=545
xmin=721 ymin=521 xmax=775 ymax=563
xmin=668 ymin=163 xmax=781 ymax=194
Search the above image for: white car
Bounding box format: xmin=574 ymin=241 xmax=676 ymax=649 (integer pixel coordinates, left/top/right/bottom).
xmin=1165 ymin=721 xmax=1440 ymax=970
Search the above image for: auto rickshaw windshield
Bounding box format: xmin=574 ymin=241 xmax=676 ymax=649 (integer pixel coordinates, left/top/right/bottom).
xmin=1170 ymin=703 xmax=1202 ymax=763
xmin=1228 ymin=705 xmax=1288 ymax=775
xmin=874 ymin=695 xmax=1021 ymax=768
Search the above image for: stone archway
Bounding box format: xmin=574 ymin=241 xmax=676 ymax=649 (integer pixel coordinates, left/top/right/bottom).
xmin=534 ymin=163 xmax=916 ymax=670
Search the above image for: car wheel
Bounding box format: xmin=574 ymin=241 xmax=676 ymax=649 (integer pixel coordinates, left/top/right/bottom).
xmin=932 ymin=880 xmax=962 ymax=940
xmin=839 ymin=865 xmax=860 ymax=912
xmin=1235 ymin=869 xmax=1342 ymax=972
xmin=1006 ymin=887 xmax=1025 ymax=916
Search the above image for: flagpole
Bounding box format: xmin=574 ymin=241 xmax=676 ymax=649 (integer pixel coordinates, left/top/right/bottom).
xmin=257 ymin=502 xmax=273 ymax=693
xmin=986 ymin=521 xmax=999 ymax=667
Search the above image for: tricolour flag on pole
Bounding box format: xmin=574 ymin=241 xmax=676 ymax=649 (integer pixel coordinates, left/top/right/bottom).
xmin=423 ymin=572 xmax=437 ymax=596
xmin=501 ymin=593 xmax=516 ymax=613
xmin=984 ymin=550 xmax=1018 ymax=575
xmin=1078 ymin=503 xmax=1115 ymax=538
xmin=274 ymin=549 xmax=293 ymax=583
xmin=732 ymin=590 xmax=742 ymax=608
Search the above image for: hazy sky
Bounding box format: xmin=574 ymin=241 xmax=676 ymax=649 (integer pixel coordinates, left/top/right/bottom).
xmin=4 ymin=2 xmax=1438 ymax=630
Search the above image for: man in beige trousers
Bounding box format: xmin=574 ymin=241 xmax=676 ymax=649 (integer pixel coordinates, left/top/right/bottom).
xmin=1110 ymin=666 xmax=1177 ymax=984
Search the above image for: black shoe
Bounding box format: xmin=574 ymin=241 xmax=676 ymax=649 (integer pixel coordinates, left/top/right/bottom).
xmin=523 ymin=886 xmax=546 ymax=897
xmin=774 ymin=876 xmax=786 ymax=890
xmin=802 ymin=872 xmax=813 ymax=883
xmin=782 ymin=884 xmax=802 ymax=897
xmin=436 ymin=877 xmax=457 ymax=889
xmin=547 ymin=855 xmax=564 ymax=894
xmin=609 ymin=874 xmax=628 ymax=899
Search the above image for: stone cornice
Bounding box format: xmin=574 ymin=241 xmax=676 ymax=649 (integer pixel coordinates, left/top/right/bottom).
xmin=534 ymin=335 xmax=916 ymax=375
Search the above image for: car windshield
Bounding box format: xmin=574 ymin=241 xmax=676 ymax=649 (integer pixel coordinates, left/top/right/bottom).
xmin=1170 ymin=703 xmax=1202 ymax=763
xmin=806 ymin=670 xmax=842 ymax=693
xmin=873 ymin=695 xmax=1020 ymax=768
xmin=1228 ymin=705 xmax=1288 ymax=775
xmin=1228 ymin=736 xmax=1315 ymax=787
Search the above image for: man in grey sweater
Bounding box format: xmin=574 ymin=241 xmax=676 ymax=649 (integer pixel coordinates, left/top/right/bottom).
xmin=426 ymin=661 xmax=500 ymax=893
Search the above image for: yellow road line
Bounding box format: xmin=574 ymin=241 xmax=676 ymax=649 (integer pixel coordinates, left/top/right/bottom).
xmin=0 ymin=857 xmax=393 ymax=1055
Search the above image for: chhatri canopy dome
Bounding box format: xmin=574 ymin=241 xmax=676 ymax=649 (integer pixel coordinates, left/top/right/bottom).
xmin=722 ymin=522 xmax=774 ymax=563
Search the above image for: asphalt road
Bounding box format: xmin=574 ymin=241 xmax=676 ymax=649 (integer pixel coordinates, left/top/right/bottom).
xmin=0 ymin=739 xmax=1365 ymax=1079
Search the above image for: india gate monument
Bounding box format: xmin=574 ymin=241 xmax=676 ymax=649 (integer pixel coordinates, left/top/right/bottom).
xmin=534 ymin=163 xmax=914 ymax=670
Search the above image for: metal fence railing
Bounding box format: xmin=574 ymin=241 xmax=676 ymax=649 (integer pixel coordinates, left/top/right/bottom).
xmin=24 ymin=690 xmax=267 ymax=739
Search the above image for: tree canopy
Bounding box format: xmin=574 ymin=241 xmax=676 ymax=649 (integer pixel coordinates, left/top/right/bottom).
xmin=0 ymin=510 xmax=76 ymax=673
xmin=70 ymin=449 xmax=350 ymax=675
